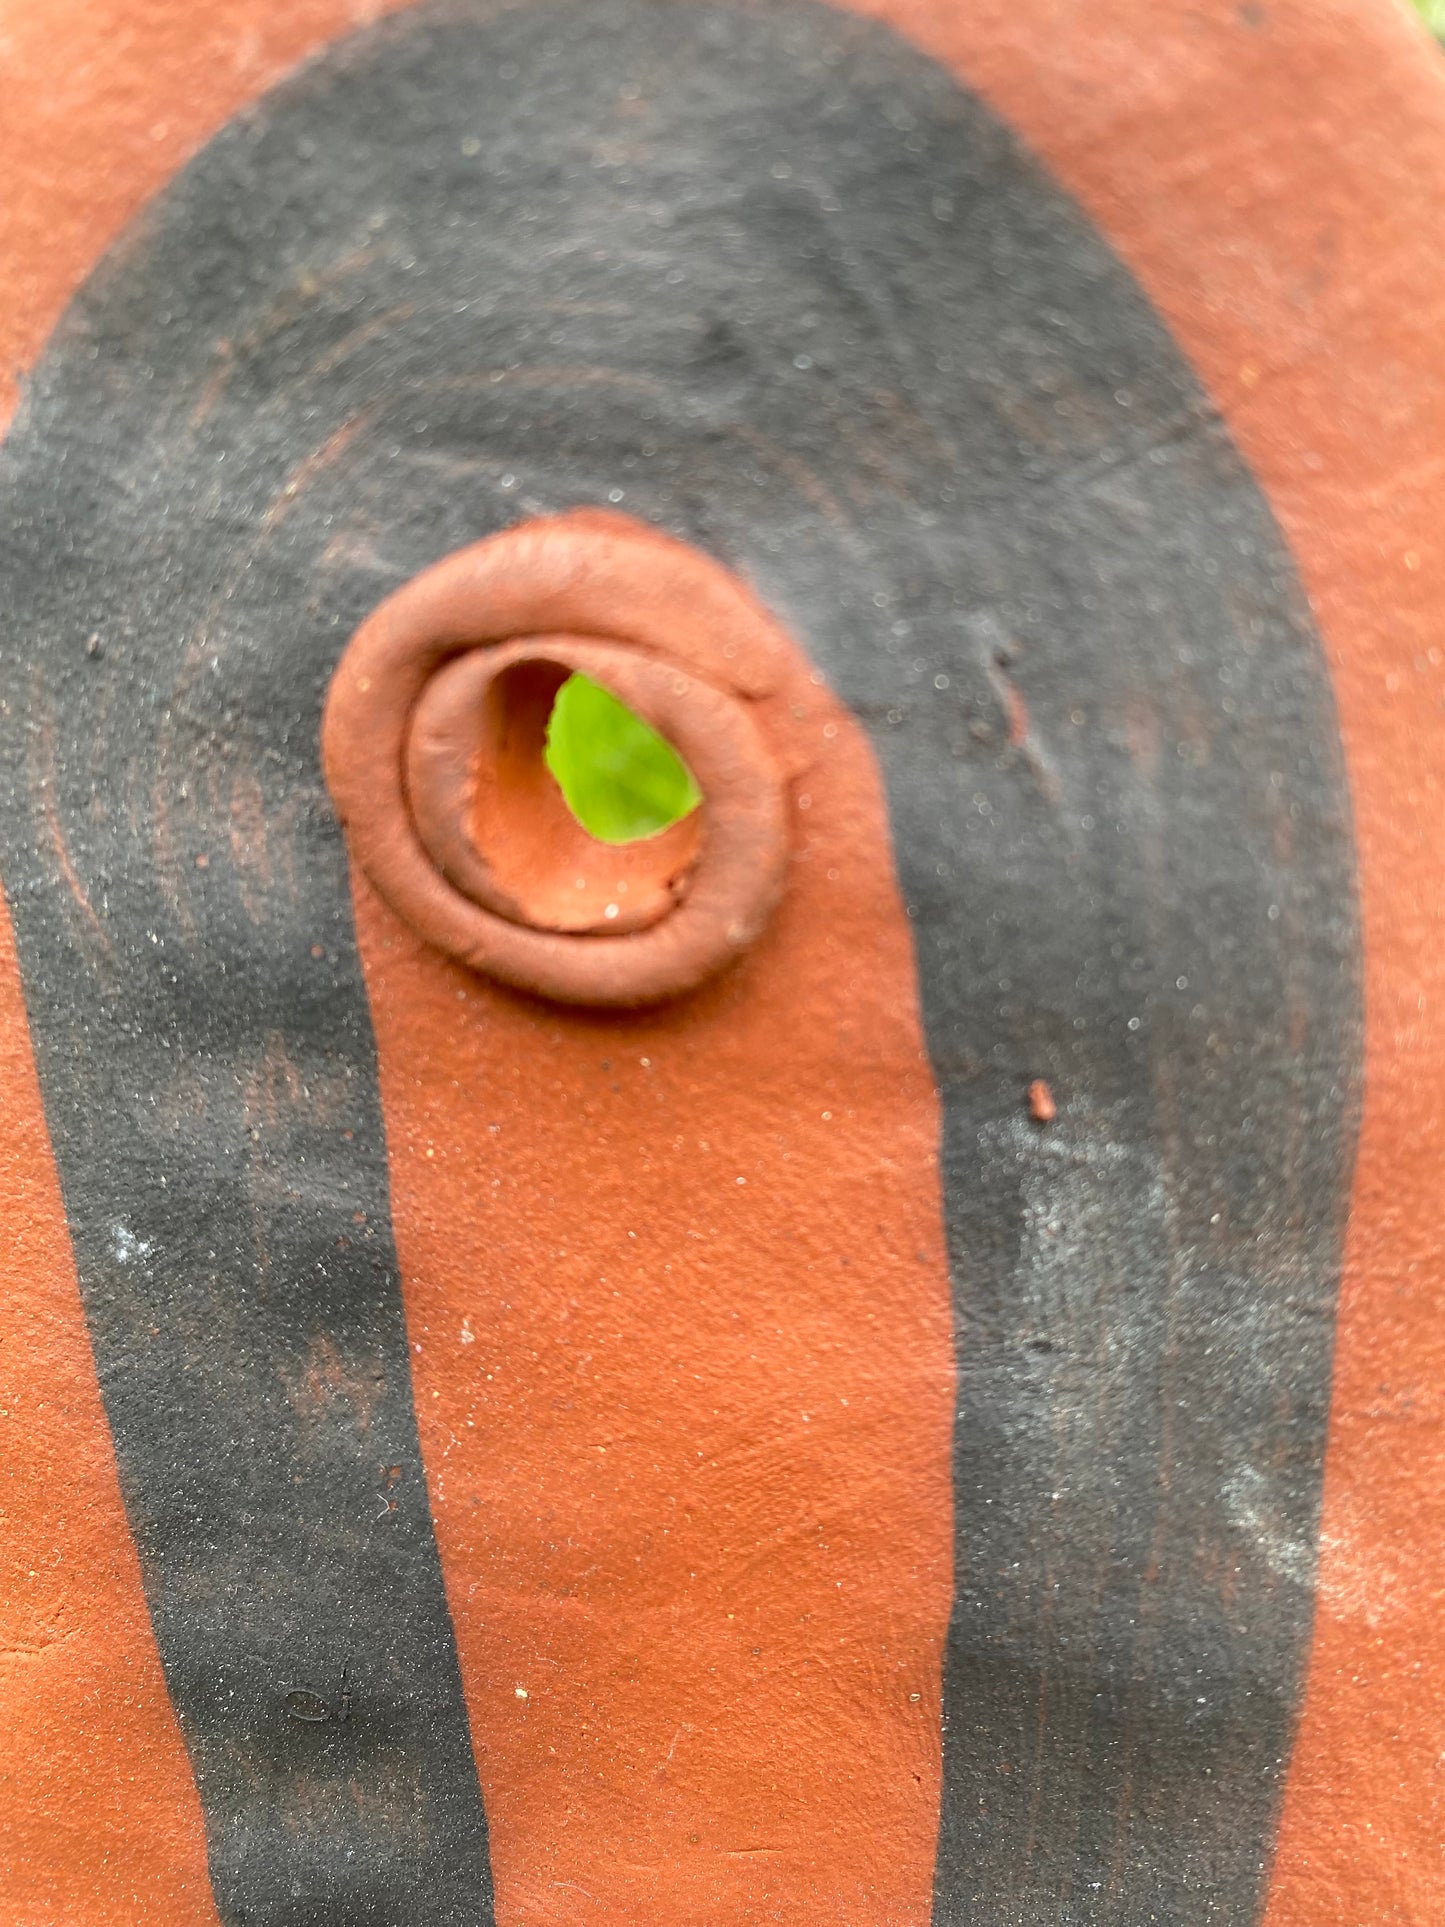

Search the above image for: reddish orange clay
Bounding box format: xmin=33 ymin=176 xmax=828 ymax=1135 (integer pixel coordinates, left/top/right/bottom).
xmin=352 ymin=513 xmax=958 ymax=1923
xmin=2 ymin=3 xmax=1445 ymax=1924
xmin=324 ymin=515 xmax=793 ymax=1006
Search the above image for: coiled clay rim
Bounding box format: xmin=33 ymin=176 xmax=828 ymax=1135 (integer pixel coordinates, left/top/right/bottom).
xmin=321 ymin=511 xmax=793 ymax=1006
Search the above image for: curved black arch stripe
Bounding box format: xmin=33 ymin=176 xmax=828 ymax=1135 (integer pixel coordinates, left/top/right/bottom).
xmin=0 ymin=2 xmax=1360 ymax=1922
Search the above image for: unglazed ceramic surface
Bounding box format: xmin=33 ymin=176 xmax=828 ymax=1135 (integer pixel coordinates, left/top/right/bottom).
xmin=1 ymin=3 xmax=1443 ymax=1924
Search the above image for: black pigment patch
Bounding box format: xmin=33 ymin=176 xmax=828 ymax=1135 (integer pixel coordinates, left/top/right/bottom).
xmin=0 ymin=2 xmax=1360 ymax=1922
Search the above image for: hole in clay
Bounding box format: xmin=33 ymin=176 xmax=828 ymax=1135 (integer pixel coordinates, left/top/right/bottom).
xmin=445 ymin=657 xmax=704 ymax=936
xmin=543 ymin=672 xmax=701 ymax=845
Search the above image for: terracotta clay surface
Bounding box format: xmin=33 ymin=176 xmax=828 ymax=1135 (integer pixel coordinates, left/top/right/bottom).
xmin=323 ymin=515 xmax=794 ymax=1004
xmin=357 ymin=707 xmax=955 ymax=1926
xmin=0 ymin=0 xmax=1442 ymax=1923
xmin=325 ymin=512 xmax=957 ymax=1915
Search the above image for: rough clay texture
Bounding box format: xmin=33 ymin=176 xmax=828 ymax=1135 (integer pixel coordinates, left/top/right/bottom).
xmin=0 ymin=0 xmax=1439 ymax=1925
xmin=0 ymin=1 xmax=1356 ymax=1919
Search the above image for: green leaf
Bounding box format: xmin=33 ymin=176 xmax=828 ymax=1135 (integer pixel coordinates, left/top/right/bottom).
xmin=543 ymin=673 xmax=702 ymax=845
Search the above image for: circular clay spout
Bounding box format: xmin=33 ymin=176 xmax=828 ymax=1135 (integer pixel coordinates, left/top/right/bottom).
xmin=321 ymin=513 xmax=800 ymax=1006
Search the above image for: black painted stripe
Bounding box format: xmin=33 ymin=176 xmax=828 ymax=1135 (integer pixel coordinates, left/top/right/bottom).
xmin=0 ymin=45 xmax=501 ymax=1927
xmin=0 ymin=2 xmax=1360 ymax=1922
